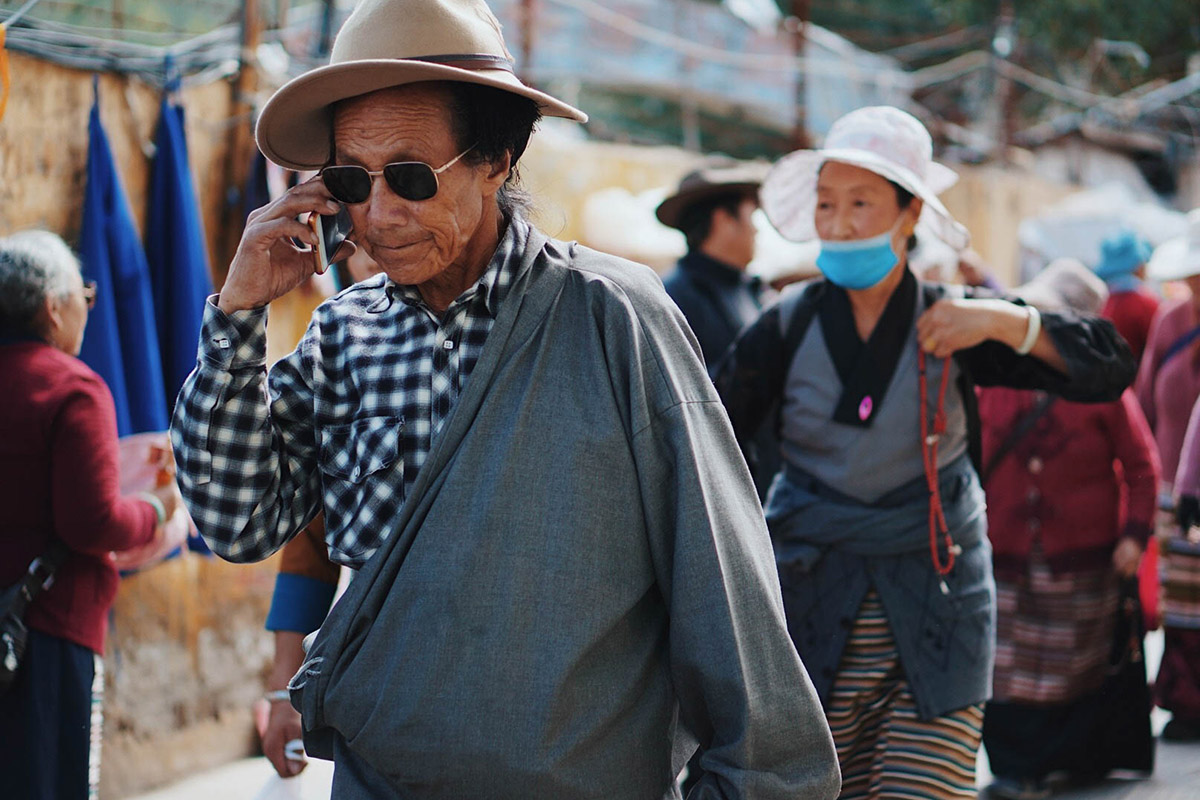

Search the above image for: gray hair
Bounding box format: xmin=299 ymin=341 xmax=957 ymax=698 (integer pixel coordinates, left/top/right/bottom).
xmin=0 ymin=230 xmax=83 ymax=339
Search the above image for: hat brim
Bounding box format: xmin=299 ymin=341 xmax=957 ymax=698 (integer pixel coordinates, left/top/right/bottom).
xmin=256 ymin=59 xmax=588 ymax=170
xmin=1148 ymin=237 xmax=1200 ymax=282
xmin=760 ymin=148 xmax=968 ymax=251
xmin=655 ymin=182 xmax=762 ymax=230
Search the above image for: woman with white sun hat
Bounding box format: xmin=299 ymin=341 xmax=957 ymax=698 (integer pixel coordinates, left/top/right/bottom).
xmin=1144 ymin=208 xmax=1200 ymax=742
xmin=715 ymin=105 xmax=1136 ymax=799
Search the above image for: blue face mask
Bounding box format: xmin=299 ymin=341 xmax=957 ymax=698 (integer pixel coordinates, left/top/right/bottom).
xmin=816 ymin=230 xmax=899 ymax=290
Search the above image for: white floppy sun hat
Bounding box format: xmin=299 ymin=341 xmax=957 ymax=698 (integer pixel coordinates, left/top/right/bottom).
xmin=761 ymin=106 xmax=969 ymax=251
xmin=255 ymin=0 xmax=587 ymax=171
xmin=1148 ymin=208 xmax=1200 ymax=283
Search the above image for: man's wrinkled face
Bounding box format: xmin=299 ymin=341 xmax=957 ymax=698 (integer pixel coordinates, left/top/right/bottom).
xmin=331 ymin=84 xmax=492 ymax=288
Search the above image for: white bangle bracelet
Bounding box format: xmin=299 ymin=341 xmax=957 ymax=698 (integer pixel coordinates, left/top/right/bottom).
xmin=1015 ymin=305 xmax=1041 ymax=356
xmin=135 ymin=491 xmax=166 ymax=525
xmin=264 ymin=689 xmax=291 ymax=703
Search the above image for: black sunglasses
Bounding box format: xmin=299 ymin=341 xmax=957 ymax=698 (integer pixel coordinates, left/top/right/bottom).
xmin=320 ymin=145 xmax=475 ymax=204
xmin=82 ymin=279 xmax=97 ymax=310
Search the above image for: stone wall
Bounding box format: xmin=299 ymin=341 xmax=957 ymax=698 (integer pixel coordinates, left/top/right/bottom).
xmin=0 ymin=50 xmax=282 ymax=799
xmin=100 ymin=556 xmax=279 ymax=798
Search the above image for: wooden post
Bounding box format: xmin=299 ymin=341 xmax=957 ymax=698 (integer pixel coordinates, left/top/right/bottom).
xmin=519 ymin=0 xmax=535 ymax=82
xmin=789 ymin=0 xmax=811 ymax=150
xmin=217 ymin=0 xmax=262 ymax=285
xmin=992 ymin=0 xmax=1016 ymax=163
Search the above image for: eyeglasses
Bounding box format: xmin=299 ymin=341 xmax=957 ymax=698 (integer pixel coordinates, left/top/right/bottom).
xmin=320 ymin=145 xmax=476 ymax=204
xmin=82 ymin=280 xmax=97 ymax=310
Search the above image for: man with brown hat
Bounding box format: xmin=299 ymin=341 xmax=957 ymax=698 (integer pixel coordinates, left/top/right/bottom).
xmin=169 ymin=1 xmax=839 ymax=797
xmin=657 ymin=163 xmax=770 ymax=373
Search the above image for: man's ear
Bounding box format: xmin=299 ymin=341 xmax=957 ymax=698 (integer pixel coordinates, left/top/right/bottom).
xmin=481 ymin=151 xmax=513 ymax=196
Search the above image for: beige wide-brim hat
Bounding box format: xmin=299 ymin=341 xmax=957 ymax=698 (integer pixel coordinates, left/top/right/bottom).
xmin=255 ymin=0 xmax=587 ymax=171
xmin=655 ymin=162 xmax=770 ymax=231
xmin=1017 ymin=257 xmax=1108 ymax=315
xmin=1148 ymin=208 xmax=1200 ymax=283
xmin=761 ymin=106 xmax=969 ymax=251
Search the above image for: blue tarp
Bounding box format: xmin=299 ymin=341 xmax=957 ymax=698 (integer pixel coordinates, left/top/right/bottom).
xmin=145 ymin=74 xmax=214 ymax=415
xmin=77 ymin=77 xmax=168 ymax=436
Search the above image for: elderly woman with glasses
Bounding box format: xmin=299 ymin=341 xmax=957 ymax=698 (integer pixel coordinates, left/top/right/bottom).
xmin=0 ymin=230 xmax=177 ymax=799
xmin=716 ymin=106 xmax=1136 ymax=799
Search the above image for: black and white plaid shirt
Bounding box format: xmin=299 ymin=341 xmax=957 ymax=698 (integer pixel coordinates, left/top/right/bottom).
xmin=170 ymin=217 xmax=525 ymax=568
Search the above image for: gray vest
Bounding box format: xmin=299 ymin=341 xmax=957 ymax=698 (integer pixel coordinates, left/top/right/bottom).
xmin=778 ymin=289 xmax=969 ymax=504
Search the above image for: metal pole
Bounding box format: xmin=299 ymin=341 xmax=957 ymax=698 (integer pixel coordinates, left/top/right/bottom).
xmin=675 ymin=0 xmax=701 ymax=151
xmin=317 ymin=0 xmax=335 ymax=58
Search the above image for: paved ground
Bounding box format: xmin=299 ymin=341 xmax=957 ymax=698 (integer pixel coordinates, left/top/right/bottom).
xmin=126 ymin=738 xmax=1200 ymax=800
xmin=130 ymin=633 xmax=1199 ymax=800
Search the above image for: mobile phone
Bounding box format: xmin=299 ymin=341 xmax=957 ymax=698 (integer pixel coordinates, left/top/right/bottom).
xmin=307 ymin=205 xmax=353 ymax=275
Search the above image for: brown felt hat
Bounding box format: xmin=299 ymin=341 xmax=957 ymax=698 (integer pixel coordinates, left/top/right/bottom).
xmin=655 ymin=162 xmax=768 ymax=231
xmin=255 ymin=0 xmax=587 ymax=171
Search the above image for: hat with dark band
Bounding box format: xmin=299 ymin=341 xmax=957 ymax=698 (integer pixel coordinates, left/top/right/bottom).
xmin=255 ymin=0 xmax=587 ymax=171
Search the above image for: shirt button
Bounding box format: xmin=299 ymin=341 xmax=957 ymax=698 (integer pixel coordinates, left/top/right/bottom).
xmin=1028 ymin=456 xmax=1043 ymax=474
xmin=442 ymin=339 xmax=455 ymax=350
xmin=1029 ymin=517 xmax=1041 ymax=533
xmin=351 ymin=466 xmax=361 ymax=480
xmin=1027 ymin=487 xmax=1040 ymax=504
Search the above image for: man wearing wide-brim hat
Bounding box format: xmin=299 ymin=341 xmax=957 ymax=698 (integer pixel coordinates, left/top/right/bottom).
xmin=169 ymin=0 xmax=839 ymax=797
xmin=656 ymin=162 xmax=770 ymax=372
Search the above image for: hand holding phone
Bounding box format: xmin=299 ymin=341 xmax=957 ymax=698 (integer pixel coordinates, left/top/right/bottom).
xmin=307 ymin=205 xmax=353 ymax=274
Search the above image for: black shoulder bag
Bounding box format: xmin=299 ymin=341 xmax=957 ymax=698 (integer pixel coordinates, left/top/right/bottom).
xmin=0 ymin=540 xmax=70 ymax=694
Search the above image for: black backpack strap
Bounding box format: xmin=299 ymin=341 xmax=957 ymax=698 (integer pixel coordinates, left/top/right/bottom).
xmin=713 ymin=280 xmax=824 ymax=471
xmin=1159 ymin=323 xmax=1200 ymax=371
xmin=779 ymin=279 xmax=825 ymax=371
xmin=6 ymin=540 xmax=70 ymax=618
xmin=980 ymin=394 xmax=1058 ymax=484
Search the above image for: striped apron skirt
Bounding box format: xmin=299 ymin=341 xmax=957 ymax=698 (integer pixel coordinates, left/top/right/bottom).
xmin=1155 ymin=510 xmax=1200 ymax=718
xmin=990 ymin=545 xmax=1118 ymax=705
xmin=826 ymin=591 xmax=983 ymax=799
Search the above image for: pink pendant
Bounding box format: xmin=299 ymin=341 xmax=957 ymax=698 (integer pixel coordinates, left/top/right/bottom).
xmin=858 ymin=395 xmax=873 ymax=421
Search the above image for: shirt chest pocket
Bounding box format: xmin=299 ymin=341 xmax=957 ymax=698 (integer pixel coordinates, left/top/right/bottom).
xmin=319 ymin=416 xmax=403 ymax=485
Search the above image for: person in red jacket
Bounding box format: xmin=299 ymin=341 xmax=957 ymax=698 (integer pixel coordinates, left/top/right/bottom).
xmin=979 ymin=259 xmax=1160 ymax=799
xmin=0 ymin=230 xmax=178 ymax=799
xmin=1094 ymin=229 xmax=1159 ymax=364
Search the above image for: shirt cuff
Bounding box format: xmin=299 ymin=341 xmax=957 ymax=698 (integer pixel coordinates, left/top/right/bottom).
xmin=197 ymin=294 xmax=269 ymax=370
xmin=265 ymin=573 xmax=337 ymax=634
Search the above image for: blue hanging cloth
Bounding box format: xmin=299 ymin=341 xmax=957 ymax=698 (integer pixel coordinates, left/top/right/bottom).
xmin=77 ymin=76 xmax=169 ymax=436
xmin=145 ymin=62 xmax=214 ymax=415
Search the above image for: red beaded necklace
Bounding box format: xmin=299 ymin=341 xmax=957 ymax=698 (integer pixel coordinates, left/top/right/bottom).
xmin=917 ymin=347 xmax=958 ymax=588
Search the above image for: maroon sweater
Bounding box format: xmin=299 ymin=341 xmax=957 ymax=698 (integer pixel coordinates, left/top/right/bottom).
xmin=0 ymin=341 xmax=156 ymax=654
xmin=1101 ymin=289 xmax=1159 ymax=364
xmin=979 ymin=387 xmax=1160 ymax=578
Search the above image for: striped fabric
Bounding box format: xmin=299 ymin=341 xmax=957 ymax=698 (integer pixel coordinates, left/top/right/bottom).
xmin=88 ymin=654 xmax=103 ymax=800
xmin=1159 ymin=511 xmax=1200 ymax=630
xmin=991 ymin=545 xmax=1117 ymax=705
xmin=826 ymin=592 xmax=983 ymax=799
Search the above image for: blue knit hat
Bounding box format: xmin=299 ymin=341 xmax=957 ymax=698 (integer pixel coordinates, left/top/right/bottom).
xmin=1094 ymin=229 xmax=1152 ymax=281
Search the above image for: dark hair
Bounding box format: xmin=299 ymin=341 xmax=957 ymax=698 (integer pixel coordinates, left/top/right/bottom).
xmin=680 ymin=191 xmax=753 ymax=252
xmin=887 ymin=180 xmax=918 ymax=253
xmin=445 ymin=82 xmax=543 ymax=217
